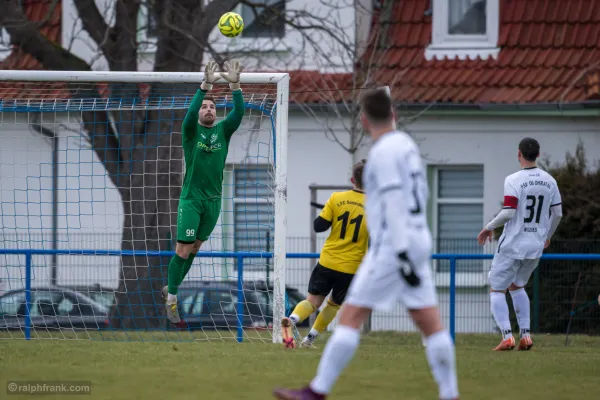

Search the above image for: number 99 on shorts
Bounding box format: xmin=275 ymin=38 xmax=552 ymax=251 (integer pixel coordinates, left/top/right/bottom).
xmin=186 ymin=229 xmax=195 ymax=238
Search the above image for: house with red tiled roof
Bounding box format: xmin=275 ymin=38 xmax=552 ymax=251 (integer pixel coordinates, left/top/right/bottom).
xmin=1 ymin=0 xmax=599 ymax=334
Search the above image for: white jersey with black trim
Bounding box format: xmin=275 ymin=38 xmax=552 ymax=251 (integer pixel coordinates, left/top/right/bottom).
xmin=363 ymin=130 xmax=432 ymax=267
xmin=497 ymin=166 xmax=562 ymax=259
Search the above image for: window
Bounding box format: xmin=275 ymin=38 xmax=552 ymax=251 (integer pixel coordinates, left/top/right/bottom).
xmin=0 ymin=291 xmax=25 ymax=317
xmin=241 ymin=0 xmax=285 ymax=38
xmin=426 ymin=0 xmax=499 ymax=60
xmin=207 ymin=290 xmax=237 ymax=315
xmin=431 ymin=166 xmax=484 ymax=273
xmin=233 ymin=165 xmax=274 ymax=257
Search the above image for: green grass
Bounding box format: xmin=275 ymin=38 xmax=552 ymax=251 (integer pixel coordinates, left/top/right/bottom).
xmin=1 ymin=331 xmax=599 ymax=399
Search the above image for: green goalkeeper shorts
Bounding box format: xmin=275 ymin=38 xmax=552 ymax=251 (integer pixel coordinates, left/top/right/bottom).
xmin=176 ymin=198 xmax=221 ymax=243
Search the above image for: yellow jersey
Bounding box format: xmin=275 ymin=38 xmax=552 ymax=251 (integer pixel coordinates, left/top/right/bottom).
xmin=318 ymin=190 xmax=368 ymax=274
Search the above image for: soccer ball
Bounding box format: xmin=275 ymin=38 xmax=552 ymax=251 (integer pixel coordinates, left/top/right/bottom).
xmin=218 ymin=12 xmax=244 ymax=37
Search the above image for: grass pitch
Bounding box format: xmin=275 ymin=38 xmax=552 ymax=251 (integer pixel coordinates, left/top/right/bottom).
xmin=1 ymin=331 xmax=599 ymax=399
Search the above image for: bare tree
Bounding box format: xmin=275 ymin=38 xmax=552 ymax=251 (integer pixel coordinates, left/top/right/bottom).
xmin=294 ymin=0 xmax=432 ymax=162
xmin=0 ymin=0 xmax=353 ymax=329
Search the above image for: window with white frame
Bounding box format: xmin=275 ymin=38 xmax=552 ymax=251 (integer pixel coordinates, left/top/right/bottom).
xmin=426 ymin=0 xmax=500 ymax=60
xmin=431 ymin=166 xmax=484 ymax=273
xmin=233 ymin=165 xmax=275 ymax=256
xmin=240 ymin=0 xmax=286 ymax=38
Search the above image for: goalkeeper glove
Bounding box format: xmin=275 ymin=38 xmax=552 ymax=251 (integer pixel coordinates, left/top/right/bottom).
xmin=219 ymin=59 xmax=244 ymax=91
xmin=398 ymin=252 xmax=420 ymax=287
xmin=201 ymin=61 xmax=219 ymax=91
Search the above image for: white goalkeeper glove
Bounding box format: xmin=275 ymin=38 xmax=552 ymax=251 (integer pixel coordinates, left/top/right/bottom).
xmin=219 ymin=59 xmax=244 ymax=91
xmin=398 ymin=252 xmax=420 ymax=287
xmin=201 ymin=61 xmax=219 ymax=91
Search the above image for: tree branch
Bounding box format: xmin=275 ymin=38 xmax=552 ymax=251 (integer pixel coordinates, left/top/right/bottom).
xmin=72 ymin=0 xmax=115 ymax=57
xmin=0 ymin=0 xmax=90 ymax=70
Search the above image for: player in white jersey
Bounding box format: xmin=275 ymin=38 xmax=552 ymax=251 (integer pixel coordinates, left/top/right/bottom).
xmin=477 ymin=137 xmax=562 ymax=351
xmin=273 ymin=88 xmax=459 ymax=400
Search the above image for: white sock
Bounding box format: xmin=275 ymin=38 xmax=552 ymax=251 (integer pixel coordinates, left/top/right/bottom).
xmin=167 ymin=293 xmax=177 ymax=304
xmin=425 ymin=330 xmax=459 ymax=400
xmin=510 ymin=288 xmax=531 ymax=337
xmin=310 ymin=325 xmax=360 ymax=394
xmin=490 ymin=292 xmax=512 ymax=339
xmin=289 ymin=314 xmax=299 ymax=324
xmin=306 ymin=328 xmax=320 ymax=341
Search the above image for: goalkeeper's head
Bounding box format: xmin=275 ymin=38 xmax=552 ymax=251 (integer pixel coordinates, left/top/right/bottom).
xmin=351 ymin=159 xmax=366 ymax=191
xmin=359 ymin=87 xmax=395 ymax=139
xmin=198 ymin=96 xmax=217 ymax=127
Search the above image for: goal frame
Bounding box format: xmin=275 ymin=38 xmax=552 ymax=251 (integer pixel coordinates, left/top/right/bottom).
xmin=0 ymin=70 xmax=290 ymax=344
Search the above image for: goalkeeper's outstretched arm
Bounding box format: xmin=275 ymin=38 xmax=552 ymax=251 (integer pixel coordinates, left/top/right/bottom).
xmin=182 ymin=61 xmax=220 ymax=138
xmin=220 ymin=60 xmax=245 ymax=137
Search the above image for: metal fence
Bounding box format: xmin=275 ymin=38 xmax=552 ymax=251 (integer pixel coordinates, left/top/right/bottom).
xmin=1 ymin=239 xmax=599 ymax=341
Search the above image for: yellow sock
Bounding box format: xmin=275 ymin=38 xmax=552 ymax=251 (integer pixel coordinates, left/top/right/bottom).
xmin=290 ymin=300 xmax=316 ymax=323
xmin=312 ymin=300 xmax=341 ymax=333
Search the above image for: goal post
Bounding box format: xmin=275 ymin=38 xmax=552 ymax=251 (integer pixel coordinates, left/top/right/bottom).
xmin=0 ymin=70 xmax=288 ymax=343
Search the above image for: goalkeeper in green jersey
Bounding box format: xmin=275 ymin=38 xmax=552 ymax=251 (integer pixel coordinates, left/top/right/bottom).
xmin=162 ymin=60 xmax=245 ymax=324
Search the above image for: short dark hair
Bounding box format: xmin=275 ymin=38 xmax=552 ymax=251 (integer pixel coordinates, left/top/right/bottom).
xmin=203 ymin=95 xmax=216 ymax=106
xmin=352 ymin=159 xmax=367 ymax=189
xmin=519 ymin=137 xmax=540 ymax=162
xmin=360 ymin=87 xmax=392 ymax=123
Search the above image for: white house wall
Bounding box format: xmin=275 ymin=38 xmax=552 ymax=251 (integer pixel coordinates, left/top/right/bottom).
xmin=356 ymin=115 xmax=600 ymax=226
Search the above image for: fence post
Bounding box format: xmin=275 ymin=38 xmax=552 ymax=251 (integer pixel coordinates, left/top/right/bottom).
xmin=25 ymin=251 xmax=32 ymax=340
xmin=449 ymin=257 xmax=456 ymax=343
xmin=533 ymin=266 xmax=540 ymax=333
xmin=236 ymin=256 xmax=244 ymax=343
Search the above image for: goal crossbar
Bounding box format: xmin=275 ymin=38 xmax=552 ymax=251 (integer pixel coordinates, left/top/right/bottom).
xmin=0 ymin=70 xmax=289 ymax=84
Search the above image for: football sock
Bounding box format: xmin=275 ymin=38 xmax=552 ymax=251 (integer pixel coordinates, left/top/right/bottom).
xmin=313 ymin=300 xmax=341 ymax=333
xmin=310 ymin=325 xmax=360 ymax=395
xmin=180 ymin=252 xmax=197 ymax=284
xmin=290 ymin=300 xmax=316 ymax=324
xmin=167 ymin=254 xmax=187 ymax=297
xmin=510 ymin=288 xmax=531 ymax=337
xmin=425 ymin=330 xmax=459 ymax=400
xmin=490 ymin=291 xmax=512 ymax=339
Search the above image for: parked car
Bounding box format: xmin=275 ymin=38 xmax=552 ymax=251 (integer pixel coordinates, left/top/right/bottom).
xmin=173 ymin=280 xmax=309 ymax=330
xmin=58 ymin=284 xmax=117 ymax=309
xmin=0 ymin=287 xmax=110 ymax=331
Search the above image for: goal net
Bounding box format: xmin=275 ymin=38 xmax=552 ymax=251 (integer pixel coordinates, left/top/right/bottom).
xmin=0 ymin=71 xmax=289 ymax=343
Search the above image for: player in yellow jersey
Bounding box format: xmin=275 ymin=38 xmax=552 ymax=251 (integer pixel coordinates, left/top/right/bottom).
xmin=282 ymin=160 xmax=369 ymax=348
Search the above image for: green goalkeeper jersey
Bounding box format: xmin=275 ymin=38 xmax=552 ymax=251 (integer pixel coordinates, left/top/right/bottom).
xmin=180 ymin=88 xmax=245 ymax=201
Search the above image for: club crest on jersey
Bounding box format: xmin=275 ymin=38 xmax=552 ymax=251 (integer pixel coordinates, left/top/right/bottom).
xmin=210 ymin=133 xmax=218 ymax=143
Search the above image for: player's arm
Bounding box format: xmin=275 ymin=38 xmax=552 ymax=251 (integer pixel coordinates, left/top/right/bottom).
xmin=182 ymin=61 xmax=220 ymax=138
xmin=546 ymin=185 xmax=563 ymax=244
xmin=314 ymin=194 xmax=335 ymax=233
xmin=219 ymin=59 xmax=245 ymax=138
xmin=478 ymin=177 xmax=518 ymax=244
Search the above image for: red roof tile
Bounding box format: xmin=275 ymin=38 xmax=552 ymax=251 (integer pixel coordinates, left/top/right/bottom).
xmin=290 ymin=0 xmax=600 ymax=105
xmin=3 ymin=0 xmax=599 ymax=106
xmin=367 ymin=0 xmax=600 ymax=104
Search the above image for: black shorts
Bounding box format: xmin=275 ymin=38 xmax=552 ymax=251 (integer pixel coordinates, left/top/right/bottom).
xmin=308 ymin=263 xmax=355 ymax=305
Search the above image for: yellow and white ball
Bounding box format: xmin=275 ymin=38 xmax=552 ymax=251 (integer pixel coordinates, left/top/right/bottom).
xmin=218 ymin=12 xmax=244 ymax=37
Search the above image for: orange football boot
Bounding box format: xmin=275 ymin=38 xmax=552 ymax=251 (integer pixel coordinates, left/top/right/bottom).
xmin=493 ymin=336 xmax=516 ymax=351
xmin=518 ymin=336 xmax=533 ymax=351
xmin=281 ymin=317 xmax=296 ymax=349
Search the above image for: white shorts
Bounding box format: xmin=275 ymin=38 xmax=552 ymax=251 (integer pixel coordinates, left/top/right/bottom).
xmin=488 ymin=252 xmax=540 ymax=291
xmin=345 ymin=251 xmax=438 ymax=312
